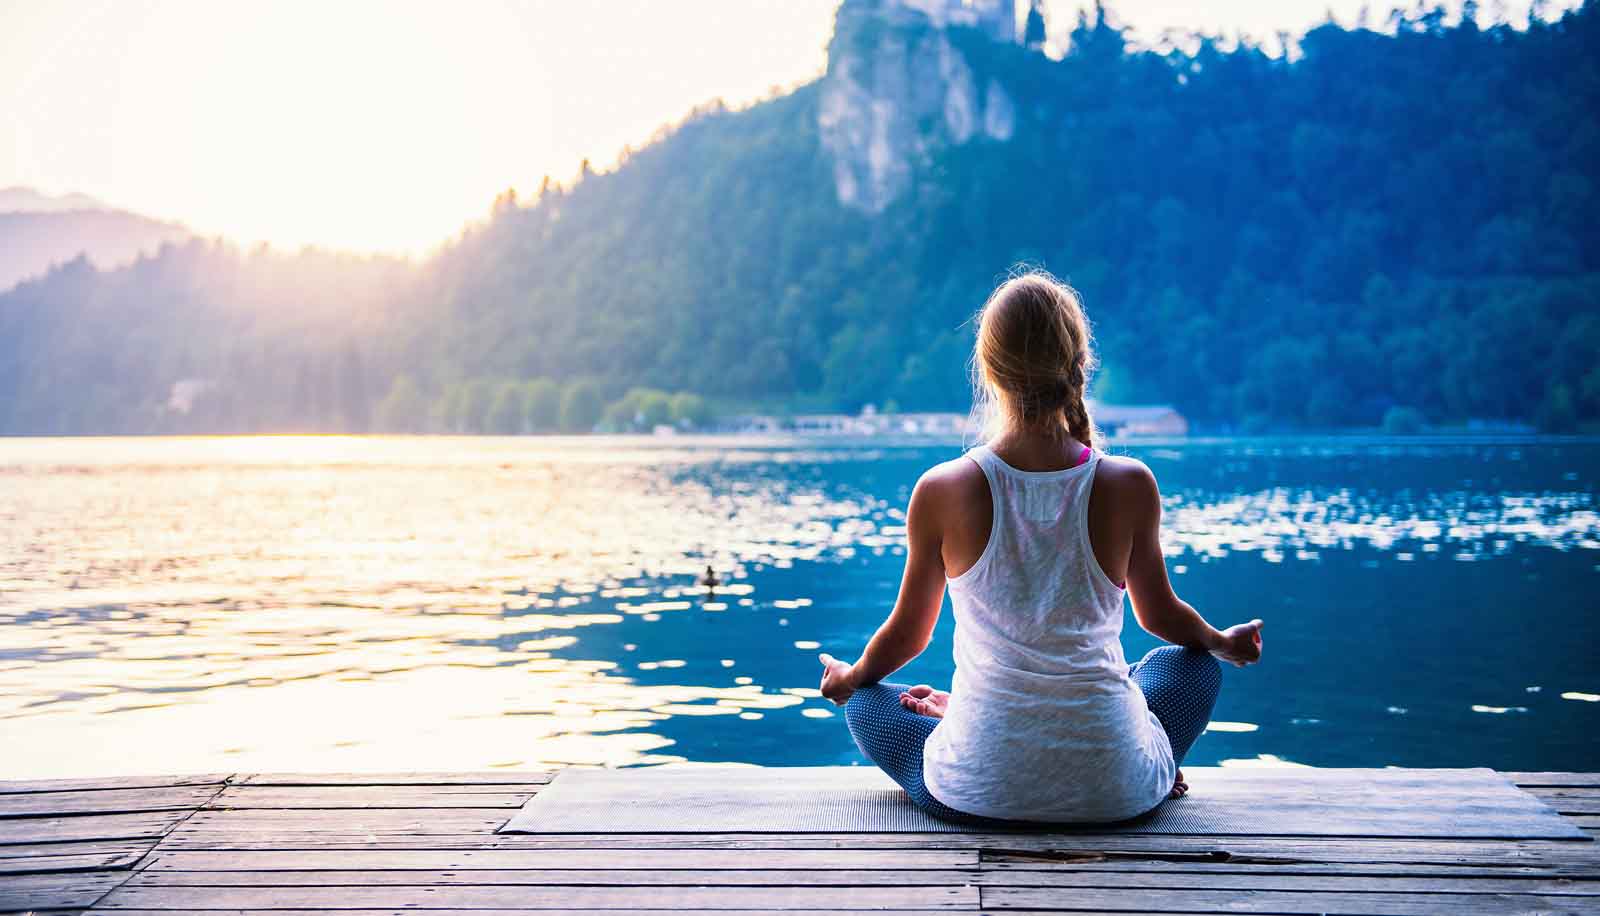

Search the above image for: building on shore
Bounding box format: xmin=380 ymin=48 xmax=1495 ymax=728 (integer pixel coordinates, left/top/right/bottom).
xmin=719 ymin=402 xmax=1187 ymax=438
xmin=1089 ymin=402 xmax=1189 ymax=438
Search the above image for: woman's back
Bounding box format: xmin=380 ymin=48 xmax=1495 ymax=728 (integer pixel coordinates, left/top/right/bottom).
xmin=921 ymin=441 xmax=1177 ymax=822
xmin=820 ymin=269 xmax=1261 ymax=826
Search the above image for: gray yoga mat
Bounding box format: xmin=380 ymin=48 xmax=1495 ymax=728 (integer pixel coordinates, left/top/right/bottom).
xmin=500 ymin=765 xmax=1584 ymax=838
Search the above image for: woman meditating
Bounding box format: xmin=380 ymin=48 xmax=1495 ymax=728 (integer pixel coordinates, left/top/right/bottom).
xmin=818 ymin=270 xmax=1263 ymax=824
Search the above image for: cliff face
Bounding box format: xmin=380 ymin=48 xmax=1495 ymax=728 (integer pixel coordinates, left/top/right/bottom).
xmin=819 ymin=0 xmax=1020 ymax=213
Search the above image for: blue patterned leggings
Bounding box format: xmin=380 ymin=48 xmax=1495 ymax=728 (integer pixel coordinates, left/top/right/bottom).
xmin=842 ymin=645 xmax=1222 ymax=824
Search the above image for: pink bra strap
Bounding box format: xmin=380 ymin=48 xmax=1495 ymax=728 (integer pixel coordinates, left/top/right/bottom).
xmin=1077 ymin=445 xmax=1091 ymax=467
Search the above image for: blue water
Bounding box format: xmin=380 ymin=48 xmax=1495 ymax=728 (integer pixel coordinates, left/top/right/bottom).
xmin=1 ymin=435 xmax=1596 ymax=778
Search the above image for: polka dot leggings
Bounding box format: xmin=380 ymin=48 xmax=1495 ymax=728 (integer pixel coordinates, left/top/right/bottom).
xmin=842 ymin=645 xmax=1222 ymax=823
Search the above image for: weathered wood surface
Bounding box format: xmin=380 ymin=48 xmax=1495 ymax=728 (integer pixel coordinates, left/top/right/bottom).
xmin=0 ymin=869 xmax=125 ymax=911
xmin=0 ymin=769 xmax=1592 ymax=914
xmin=0 ymin=774 xmax=228 ymax=795
xmin=0 ymin=810 xmax=190 ymax=844
xmin=0 ymin=785 xmax=221 ymax=818
xmin=507 ymin=765 xmax=1582 ymax=839
xmin=141 ymin=848 xmax=981 ymax=870
xmin=234 ymin=772 xmax=553 ymax=786
xmin=206 ymin=786 xmax=537 ymax=810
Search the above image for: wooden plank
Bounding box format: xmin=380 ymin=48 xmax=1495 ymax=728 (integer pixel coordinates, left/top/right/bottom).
xmin=92 ymin=883 xmax=979 ymax=909
xmin=154 ymin=828 xmax=1600 ymax=866
xmin=207 ymin=786 xmax=535 ymax=809
xmin=982 ymin=856 xmax=1600 ymax=878
xmin=968 ymin=835 xmax=1600 ymax=869
xmin=235 ymin=771 xmax=553 ymax=786
xmin=985 ymin=886 xmax=1595 ymax=914
xmin=1551 ymin=801 xmax=1600 ymax=816
xmin=0 ymin=811 xmax=186 ymax=844
xmin=994 ymin=912 xmax=1569 ymax=916
xmin=0 ymin=840 xmax=151 ymax=861
xmin=125 ymin=867 xmax=985 ymax=887
xmin=968 ymin=869 xmax=1598 ymax=895
xmin=120 ymin=867 xmax=1600 ymax=894
xmin=1141 ymin=771 xmax=1531 ymax=799
xmin=222 ymin=784 xmax=545 ymax=796
xmin=0 ymin=850 xmax=144 ymax=875
xmin=1527 ymin=789 xmax=1600 ymax=815
xmin=171 ymin=809 xmax=511 ymax=835
xmin=98 ymin=911 xmax=969 ymax=916
xmin=137 ymin=847 xmax=1600 ymax=878
xmin=0 ymin=869 xmax=126 ymax=911
xmin=0 ymin=785 xmax=218 ymax=818
xmin=0 ymin=774 xmax=226 ymax=795
xmin=143 ymin=847 xmax=980 ymax=870
xmin=1507 ymin=773 xmax=1600 ymax=788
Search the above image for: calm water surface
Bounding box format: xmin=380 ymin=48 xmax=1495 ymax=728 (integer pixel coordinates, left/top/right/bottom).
xmin=2 ymin=435 xmax=1597 ymax=778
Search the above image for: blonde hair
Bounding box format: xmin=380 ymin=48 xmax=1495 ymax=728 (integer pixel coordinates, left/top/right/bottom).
xmin=970 ymin=269 xmax=1098 ymax=447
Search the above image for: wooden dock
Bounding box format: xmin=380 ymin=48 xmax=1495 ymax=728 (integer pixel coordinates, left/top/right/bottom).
xmin=2 ymin=769 xmax=1596 ymax=914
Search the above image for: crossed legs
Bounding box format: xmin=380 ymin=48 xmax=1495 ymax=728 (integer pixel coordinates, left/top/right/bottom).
xmin=843 ymin=647 xmax=1221 ymax=821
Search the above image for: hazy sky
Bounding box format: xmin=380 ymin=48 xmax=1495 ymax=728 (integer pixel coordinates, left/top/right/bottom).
xmin=0 ymin=0 xmax=1569 ymax=253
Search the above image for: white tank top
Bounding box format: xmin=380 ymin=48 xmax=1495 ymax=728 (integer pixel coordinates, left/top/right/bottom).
xmin=922 ymin=445 xmax=1176 ymax=822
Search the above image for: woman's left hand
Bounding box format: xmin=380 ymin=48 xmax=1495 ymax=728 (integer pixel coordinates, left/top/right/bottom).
xmin=818 ymin=653 xmax=858 ymax=706
xmin=1210 ymin=619 xmax=1264 ymax=667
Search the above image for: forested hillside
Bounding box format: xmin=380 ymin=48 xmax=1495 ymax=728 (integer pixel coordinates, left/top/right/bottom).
xmin=2 ymin=2 xmax=1595 ymax=435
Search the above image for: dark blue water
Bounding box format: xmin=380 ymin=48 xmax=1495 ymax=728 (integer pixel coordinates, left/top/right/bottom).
xmin=538 ymin=438 xmax=1600 ymax=771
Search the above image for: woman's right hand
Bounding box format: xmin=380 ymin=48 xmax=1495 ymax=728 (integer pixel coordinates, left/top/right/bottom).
xmin=1210 ymin=619 xmax=1264 ymax=667
xmin=818 ymin=652 xmax=859 ymax=706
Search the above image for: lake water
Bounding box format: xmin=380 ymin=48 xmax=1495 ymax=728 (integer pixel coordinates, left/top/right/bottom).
xmin=2 ymin=435 xmax=1597 ymax=779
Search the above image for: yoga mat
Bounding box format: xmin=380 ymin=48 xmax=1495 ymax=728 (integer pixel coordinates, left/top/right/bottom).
xmin=500 ymin=765 xmax=1585 ymax=838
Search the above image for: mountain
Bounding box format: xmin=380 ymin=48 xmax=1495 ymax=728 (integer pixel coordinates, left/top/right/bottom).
xmin=0 ymin=187 xmax=108 ymax=212
xmin=1 ymin=0 xmax=1596 ymax=435
xmin=0 ymin=190 xmax=192 ymax=292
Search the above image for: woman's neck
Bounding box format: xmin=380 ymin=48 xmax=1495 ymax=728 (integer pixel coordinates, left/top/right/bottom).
xmin=989 ymin=427 xmax=1087 ymax=472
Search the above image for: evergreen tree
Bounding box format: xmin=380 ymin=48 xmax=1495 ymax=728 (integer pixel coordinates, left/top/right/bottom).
xmin=523 ymin=378 xmax=562 ymax=431
xmin=559 ymin=380 xmax=603 ymax=433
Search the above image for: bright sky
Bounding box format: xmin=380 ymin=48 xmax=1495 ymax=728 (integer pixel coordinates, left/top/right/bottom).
xmin=0 ymin=0 xmax=1569 ymax=253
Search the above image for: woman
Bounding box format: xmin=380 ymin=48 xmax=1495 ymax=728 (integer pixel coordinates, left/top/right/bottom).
xmin=818 ymin=270 xmax=1263 ymax=824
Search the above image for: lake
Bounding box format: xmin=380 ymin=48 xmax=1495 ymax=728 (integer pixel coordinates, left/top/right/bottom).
xmin=2 ymin=434 xmax=1597 ymax=779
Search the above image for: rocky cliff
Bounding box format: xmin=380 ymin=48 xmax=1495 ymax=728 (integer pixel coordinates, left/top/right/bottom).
xmin=819 ymin=0 xmax=1021 ymax=212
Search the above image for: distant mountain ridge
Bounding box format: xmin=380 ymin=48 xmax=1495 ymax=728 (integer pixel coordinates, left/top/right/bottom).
xmin=0 ymin=186 xmax=109 ymax=212
xmin=0 ymin=189 xmax=192 ymax=292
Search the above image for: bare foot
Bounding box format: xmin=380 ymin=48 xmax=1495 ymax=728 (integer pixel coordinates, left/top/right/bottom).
xmin=1169 ymin=769 xmax=1188 ymax=799
xmin=899 ymin=684 xmax=950 ymax=719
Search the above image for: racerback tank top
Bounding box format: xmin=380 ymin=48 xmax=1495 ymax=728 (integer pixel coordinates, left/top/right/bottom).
xmin=922 ymin=444 xmax=1176 ymax=822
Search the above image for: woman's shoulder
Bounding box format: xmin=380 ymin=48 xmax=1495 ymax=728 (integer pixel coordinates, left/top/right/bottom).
xmin=1096 ymin=452 xmax=1154 ymax=481
xmin=909 ymin=456 xmax=993 ymax=549
xmin=909 ymin=455 xmax=990 ymax=515
xmin=1092 ymin=453 xmax=1162 ymax=510
xmin=916 ymin=454 xmax=988 ymax=496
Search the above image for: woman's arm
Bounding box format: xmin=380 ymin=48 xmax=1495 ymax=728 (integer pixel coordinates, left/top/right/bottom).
xmin=1119 ymin=460 xmax=1263 ymax=667
xmin=820 ymin=471 xmax=950 ymax=704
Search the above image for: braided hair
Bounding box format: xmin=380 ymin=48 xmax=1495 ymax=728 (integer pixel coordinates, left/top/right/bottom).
xmin=971 ymin=269 xmax=1098 ymax=448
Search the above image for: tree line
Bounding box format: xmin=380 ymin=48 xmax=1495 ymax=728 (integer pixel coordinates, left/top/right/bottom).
xmin=374 ymin=376 xmax=712 ymax=434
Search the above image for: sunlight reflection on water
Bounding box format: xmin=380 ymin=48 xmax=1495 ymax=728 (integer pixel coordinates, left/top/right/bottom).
xmin=1 ymin=435 xmax=1596 ymax=777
